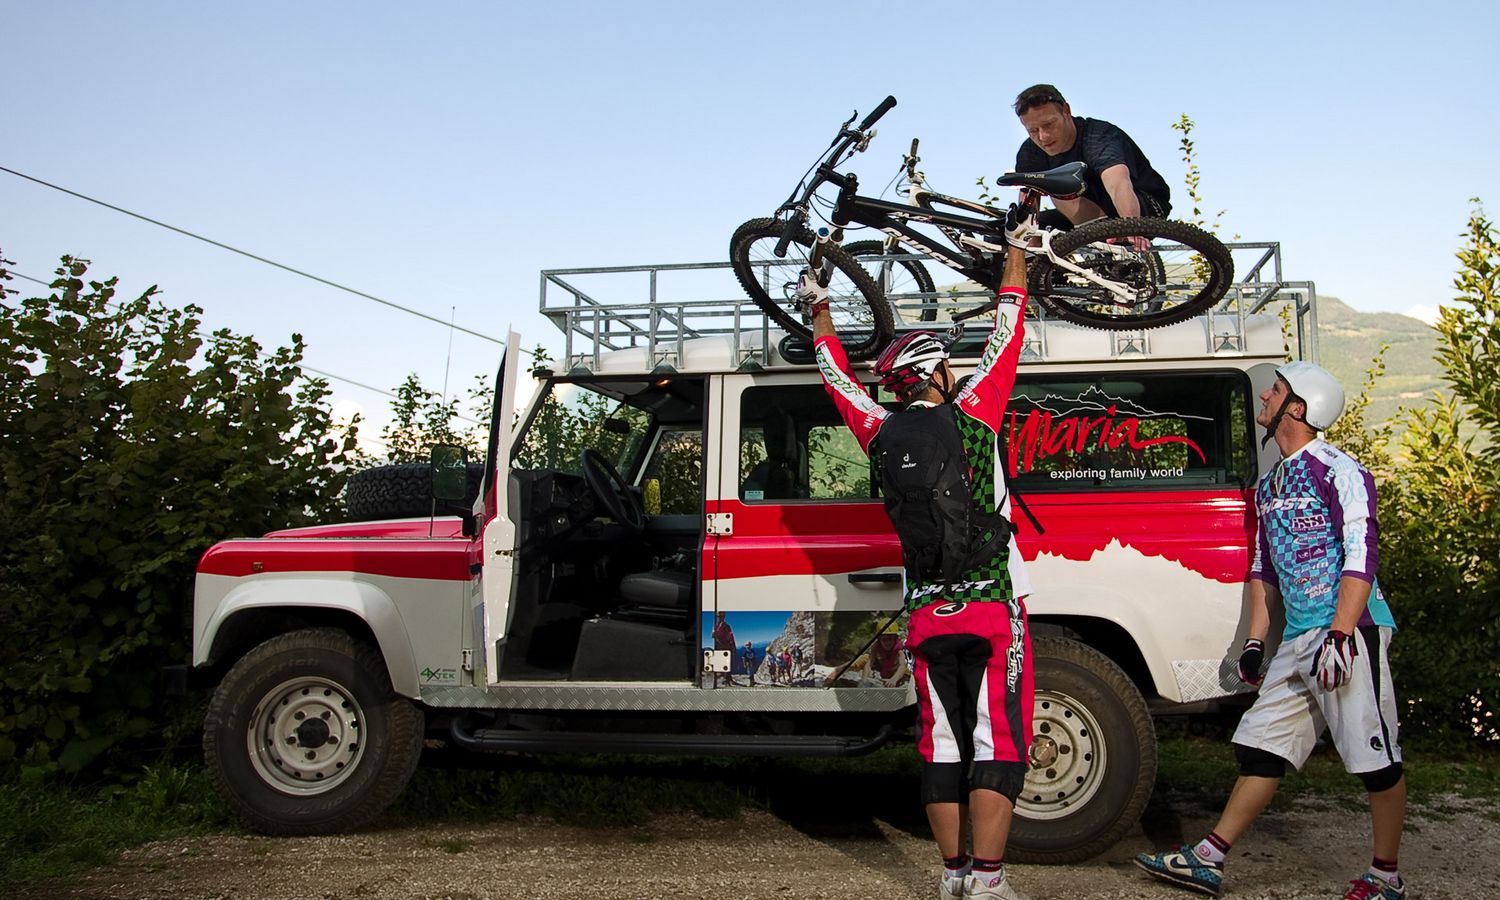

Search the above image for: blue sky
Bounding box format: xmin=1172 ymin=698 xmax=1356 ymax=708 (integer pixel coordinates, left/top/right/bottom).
xmin=5 ymin=2 xmax=1497 ymax=445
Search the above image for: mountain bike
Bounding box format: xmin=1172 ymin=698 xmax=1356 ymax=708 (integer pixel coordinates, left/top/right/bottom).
xmin=729 ymin=96 xmax=1235 ymax=357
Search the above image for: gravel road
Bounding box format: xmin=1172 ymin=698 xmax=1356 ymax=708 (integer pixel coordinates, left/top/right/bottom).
xmin=33 ymin=790 xmax=1498 ymax=900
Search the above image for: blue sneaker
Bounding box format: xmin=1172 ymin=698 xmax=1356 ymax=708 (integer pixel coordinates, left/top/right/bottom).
xmin=1134 ymin=844 xmax=1224 ymax=897
xmin=1344 ymin=872 xmax=1405 ymax=899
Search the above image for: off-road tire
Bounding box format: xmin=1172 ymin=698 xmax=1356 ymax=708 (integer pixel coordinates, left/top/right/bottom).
xmin=1034 ymin=217 xmax=1233 ymax=329
xmin=345 ymin=462 xmax=484 ymax=521
xmin=1007 ymin=637 xmax=1157 ymax=864
xmin=203 ymin=628 xmax=424 ymax=835
xmin=729 ymin=217 xmax=893 ymax=360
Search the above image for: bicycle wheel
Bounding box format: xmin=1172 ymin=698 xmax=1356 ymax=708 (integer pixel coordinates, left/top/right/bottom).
xmin=1031 ymin=218 xmax=1234 ymax=330
xmin=729 ymin=217 xmax=893 ymax=359
xmin=843 ymin=240 xmax=937 ymax=322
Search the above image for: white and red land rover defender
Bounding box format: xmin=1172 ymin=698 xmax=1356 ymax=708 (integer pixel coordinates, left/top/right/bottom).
xmin=191 ymin=247 xmax=1318 ymax=862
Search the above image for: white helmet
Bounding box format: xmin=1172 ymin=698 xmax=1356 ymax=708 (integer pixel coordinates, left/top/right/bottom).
xmin=1276 ymin=361 xmax=1345 ymax=431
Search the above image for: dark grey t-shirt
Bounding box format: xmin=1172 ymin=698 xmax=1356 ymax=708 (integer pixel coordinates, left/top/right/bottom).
xmin=1015 ymin=116 xmax=1170 ymax=217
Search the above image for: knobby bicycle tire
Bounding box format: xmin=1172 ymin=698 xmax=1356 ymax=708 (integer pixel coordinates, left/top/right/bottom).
xmin=843 ymin=240 xmax=937 ymax=323
xmin=729 ymin=217 xmax=894 ymax=359
xmin=1032 ymin=218 xmax=1234 ymax=330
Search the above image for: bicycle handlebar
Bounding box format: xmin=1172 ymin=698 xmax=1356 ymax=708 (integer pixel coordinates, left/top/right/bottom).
xmin=772 ymin=97 xmax=899 ymax=253
xmin=859 ymin=95 xmax=897 ymax=131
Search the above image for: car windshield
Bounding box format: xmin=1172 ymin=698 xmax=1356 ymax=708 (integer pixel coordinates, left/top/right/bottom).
xmin=513 ymin=380 xmax=652 ymax=476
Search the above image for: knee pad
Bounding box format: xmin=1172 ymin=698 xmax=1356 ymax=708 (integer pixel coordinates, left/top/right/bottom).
xmin=1358 ymin=763 xmax=1403 ymax=794
xmin=970 ymin=761 xmax=1027 ymax=804
xmin=920 ymin=762 xmax=966 ymax=805
xmin=1235 ymin=744 xmax=1289 ymax=778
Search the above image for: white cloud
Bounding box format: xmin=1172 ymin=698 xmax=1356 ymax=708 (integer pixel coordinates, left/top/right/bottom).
xmin=330 ymin=399 xmax=385 ymax=456
xmin=1403 ymin=305 xmax=1441 ymax=326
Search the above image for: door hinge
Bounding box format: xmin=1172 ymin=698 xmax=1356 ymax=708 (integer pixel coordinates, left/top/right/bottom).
xmin=461 ymin=649 xmax=474 ymax=673
xmin=702 ymin=649 xmax=731 ymax=674
xmin=706 ymin=512 xmax=733 ymax=536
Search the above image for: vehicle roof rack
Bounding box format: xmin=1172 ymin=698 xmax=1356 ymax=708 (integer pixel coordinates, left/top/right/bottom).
xmin=539 ymin=241 xmax=1318 ymax=373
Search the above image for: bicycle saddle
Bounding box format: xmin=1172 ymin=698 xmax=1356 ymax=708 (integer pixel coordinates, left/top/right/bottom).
xmin=995 ymin=161 xmax=1087 ymax=199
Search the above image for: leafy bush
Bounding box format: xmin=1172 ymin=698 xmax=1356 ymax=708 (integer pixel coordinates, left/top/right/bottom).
xmin=0 ymin=255 xmax=360 ymax=771
xmin=1379 ymin=205 xmax=1500 ymax=744
xmin=1330 ymin=204 xmax=1500 ymax=745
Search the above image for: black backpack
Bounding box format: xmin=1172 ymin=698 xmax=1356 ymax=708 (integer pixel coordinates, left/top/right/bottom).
xmin=877 ymin=404 xmax=1014 ymax=585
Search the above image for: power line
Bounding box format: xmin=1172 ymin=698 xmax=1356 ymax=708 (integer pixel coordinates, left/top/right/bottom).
xmin=4 ymin=268 xmax=486 ymax=427
xmin=6 ymin=270 xmax=51 ymax=288
xmin=1 ymin=163 xmax=511 ymax=346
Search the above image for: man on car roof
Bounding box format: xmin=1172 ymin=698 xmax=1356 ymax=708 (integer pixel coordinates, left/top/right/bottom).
xmin=1012 ymin=83 xmax=1172 ymax=235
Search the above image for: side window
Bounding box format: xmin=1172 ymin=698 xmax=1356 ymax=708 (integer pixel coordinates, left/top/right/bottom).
xmin=1006 ymin=371 xmax=1254 ymax=491
xmin=642 ymin=428 xmax=703 ymax=515
xmin=739 ymin=384 xmax=880 ymax=502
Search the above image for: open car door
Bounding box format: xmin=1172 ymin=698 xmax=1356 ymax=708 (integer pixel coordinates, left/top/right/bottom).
xmin=476 ymin=330 xmax=522 ymax=685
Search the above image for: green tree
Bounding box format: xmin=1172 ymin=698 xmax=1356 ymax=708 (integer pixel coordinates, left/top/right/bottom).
xmin=0 ymin=255 xmax=360 ymax=770
xmin=1372 ymin=202 xmax=1500 ymax=744
xmin=378 ymin=372 xmax=485 ymax=463
xmin=1329 ymin=205 xmax=1500 ymax=744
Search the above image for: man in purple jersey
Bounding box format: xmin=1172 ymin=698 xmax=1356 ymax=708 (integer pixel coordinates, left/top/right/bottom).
xmin=1136 ymin=362 xmax=1408 ymax=900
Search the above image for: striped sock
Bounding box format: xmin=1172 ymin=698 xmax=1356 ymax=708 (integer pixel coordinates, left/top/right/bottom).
xmin=972 ymin=856 xmax=1004 ymax=886
xmin=943 ymin=853 xmax=971 ymax=880
xmin=1369 ymin=856 xmax=1400 ymax=887
xmin=1193 ymin=831 xmax=1231 ymax=865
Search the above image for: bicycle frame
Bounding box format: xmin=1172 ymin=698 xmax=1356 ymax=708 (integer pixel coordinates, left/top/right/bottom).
xmin=831 ymin=175 xmax=1154 ymax=307
xmin=771 ymin=103 xmax=1153 ymax=308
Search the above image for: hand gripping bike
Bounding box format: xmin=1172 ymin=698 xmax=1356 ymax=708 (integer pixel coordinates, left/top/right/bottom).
xmin=730 ymin=96 xmax=1235 ymax=359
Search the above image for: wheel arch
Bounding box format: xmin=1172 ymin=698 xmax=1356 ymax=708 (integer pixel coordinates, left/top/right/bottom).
xmin=1030 ymin=613 xmax=1161 ymax=702
xmin=196 ymin=579 xmax=420 ymax=697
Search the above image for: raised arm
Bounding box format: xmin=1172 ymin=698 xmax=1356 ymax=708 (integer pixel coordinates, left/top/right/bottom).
xmin=952 ymin=245 xmax=1028 ymax=433
xmin=812 ymin=309 xmax=888 ymax=454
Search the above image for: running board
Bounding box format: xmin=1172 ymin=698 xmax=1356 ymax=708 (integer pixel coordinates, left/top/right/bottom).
xmin=449 ymin=719 xmax=895 ymax=758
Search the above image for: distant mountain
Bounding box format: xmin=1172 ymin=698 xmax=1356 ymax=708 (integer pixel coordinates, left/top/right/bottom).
xmin=1313 ymin=294 xmax=1445 ymax=427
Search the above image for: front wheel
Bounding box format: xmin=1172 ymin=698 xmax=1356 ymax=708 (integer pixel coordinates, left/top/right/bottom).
xmin=1007 ymin=637 xmax=1157 ymax=864
xmin=1032 ymin=218 xmax=1233 ymax=329
xmin=203 ymin=628 xmax=424 ymax=835
xmin=843 ymin=240 xmax=937 ymax=323
xmin=729 ymin=218 xmax=893 ymax=359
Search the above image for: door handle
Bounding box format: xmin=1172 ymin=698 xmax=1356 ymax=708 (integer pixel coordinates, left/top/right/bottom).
xmin=848 ymin=572 xmax=901 ymax=584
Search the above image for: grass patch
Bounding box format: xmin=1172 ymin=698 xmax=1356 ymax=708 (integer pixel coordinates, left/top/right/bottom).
xmin=5 ymin=734 xmax=1498 ymax=894
xmin=1152 ymin=724 xmax=1500 ymax=816
xmin=0 ymin=762 xmax=235 ymax=892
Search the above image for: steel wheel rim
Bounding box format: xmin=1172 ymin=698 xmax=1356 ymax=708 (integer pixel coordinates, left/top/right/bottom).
xmin=247 ymin=676 xmax=365 ymax=795
xmin=1017 ymin=689 xmax=1107 ymax=821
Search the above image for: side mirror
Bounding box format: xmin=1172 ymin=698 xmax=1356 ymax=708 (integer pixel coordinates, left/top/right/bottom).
xmin=430 ymin=444 xmax=468 ymax=502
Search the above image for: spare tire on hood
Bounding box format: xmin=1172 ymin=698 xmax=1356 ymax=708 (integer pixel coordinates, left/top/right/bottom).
xmin=344 ymin=462 xmax=485 ymax=521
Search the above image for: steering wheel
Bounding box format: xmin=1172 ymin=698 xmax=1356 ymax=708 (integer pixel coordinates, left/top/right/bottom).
xmin=579 ymin=449 xmax=646 ymax=532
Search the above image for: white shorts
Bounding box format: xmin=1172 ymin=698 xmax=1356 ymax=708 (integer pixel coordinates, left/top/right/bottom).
xmin=1232 ymin=625 xmax=1402 ymax=774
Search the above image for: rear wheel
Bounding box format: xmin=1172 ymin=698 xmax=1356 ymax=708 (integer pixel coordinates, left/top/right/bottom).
xmin=843 ymin=240 xmax=937 ymax=323
xmin=729 ymin=217 xmax=893 ymax=359
xmin=1008 ymin=637 xmax=1157 ymax=864
xmin=1032 ymin=217 xmax=1233 ymax=329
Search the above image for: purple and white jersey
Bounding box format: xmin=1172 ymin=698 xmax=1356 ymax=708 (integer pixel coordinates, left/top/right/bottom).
xmin=1249 ymin=439 xmax=1395 ymax=638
